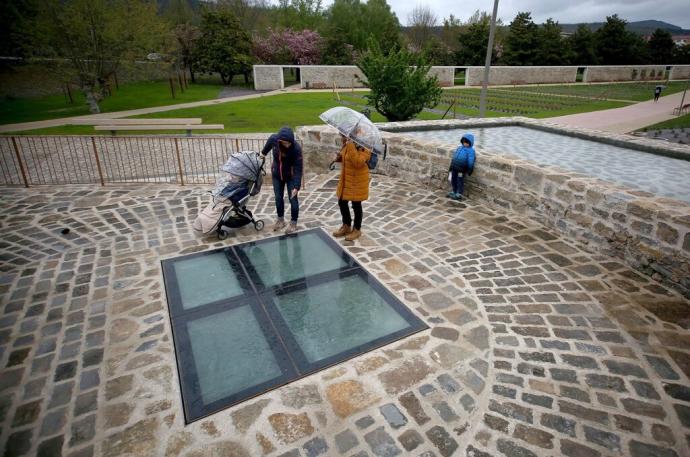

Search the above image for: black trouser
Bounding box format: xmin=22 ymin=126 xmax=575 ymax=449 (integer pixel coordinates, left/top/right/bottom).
xmin=338 ymin=199 xmax=362 ymax=230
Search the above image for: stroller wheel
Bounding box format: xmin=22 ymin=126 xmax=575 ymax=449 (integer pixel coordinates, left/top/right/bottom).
xmin=254 ymin=220 xmax=264 ymax=231
xmin=217 ymin=229 xmax=229 ymax=240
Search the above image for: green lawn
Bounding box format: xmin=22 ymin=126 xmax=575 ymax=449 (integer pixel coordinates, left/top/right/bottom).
xmin=513 ymin=80 xmax=690 ymax=102
xmin=9 ymin=92 xmax=437 ymax=135
xmin=638 ymin=112 xmax=690 ymax=131
xmin=0 ymin=80 xmax=225 ymax=125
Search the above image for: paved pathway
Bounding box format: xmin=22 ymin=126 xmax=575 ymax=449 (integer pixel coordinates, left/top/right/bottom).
xmin=548 ymin=91 xmax=688 ymax=133
xmin=0 ymin=173 xmax=688 ymax=457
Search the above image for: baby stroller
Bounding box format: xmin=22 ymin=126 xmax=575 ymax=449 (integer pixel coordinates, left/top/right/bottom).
xmin=193 ymin=151 xmax=265 ymax=240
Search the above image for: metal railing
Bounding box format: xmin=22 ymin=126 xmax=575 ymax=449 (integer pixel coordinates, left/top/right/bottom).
xmin=0 ymin=135 xmax=271 ymax=187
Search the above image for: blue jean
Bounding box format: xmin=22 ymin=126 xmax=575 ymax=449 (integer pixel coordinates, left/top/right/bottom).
xmin=450 ymin=169 xmax=464 ymax=195
xmin=272 ymin=176 xmax=299 ymax=222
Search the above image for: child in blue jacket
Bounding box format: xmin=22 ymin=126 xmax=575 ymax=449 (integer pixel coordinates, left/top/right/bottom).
xmin=447 ymin=133 xmax=475 ymax=200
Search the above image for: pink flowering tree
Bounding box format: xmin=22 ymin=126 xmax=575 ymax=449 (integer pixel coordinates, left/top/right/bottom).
xmin=253 ymin=28 xmax=322 ymax=65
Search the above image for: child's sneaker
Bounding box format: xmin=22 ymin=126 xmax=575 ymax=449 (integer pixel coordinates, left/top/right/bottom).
xmin=285 ymin=222 xmax=298 ymax=235
xmin=446 ymin=191 xmax=455 ymax=198
xmin=452 ymin=193 xmax=463 ymax=200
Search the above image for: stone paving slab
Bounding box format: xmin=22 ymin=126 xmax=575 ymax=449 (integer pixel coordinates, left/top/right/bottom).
xmin=0 ymin=172 xmax=689 ymax=457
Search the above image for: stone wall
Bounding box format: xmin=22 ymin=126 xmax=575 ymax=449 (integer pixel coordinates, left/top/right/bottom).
xmin=583 ymin=65 xmax=667 ymax=82
xmin=427 ymin=67 xmax=455 ymax=87
xmin=670 ymin=65 xmax=690 ymax=80
xmin=296 ymin=118 xmax=690 ymax=297
xmin=299 ymin=66 xmax=367 ymax=89
xmin=253 ymin=65 xmax=284 ymax=91
xmin=464 ymin=66 xmax=578 ymax=86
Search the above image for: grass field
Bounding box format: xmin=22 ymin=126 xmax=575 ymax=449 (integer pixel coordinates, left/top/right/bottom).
xmin=0 ymin=80 xmax=225 ymax=125
xmin=639 ymin=112 xmax=690 ymax=131
xmin=514 ymin=80 xmax=690 ymax=102
xmin=6 ymin=86 xmax=633 ymax=135
xmin=8 ymin=92 xmax=417 ymax=135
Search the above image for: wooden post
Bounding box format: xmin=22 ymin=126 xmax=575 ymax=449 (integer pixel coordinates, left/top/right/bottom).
xmin=91 ymin=137 xmax=105 ymax=186
xmin=174 ymin=138 xmax=185 ymax=185
xmin=234 ymin=138 xmax=240 ymax=152
xmin=11 ymin=137 xmax=29 ymax=188
xmin=169 ymin=76 xmax=176 ymax=99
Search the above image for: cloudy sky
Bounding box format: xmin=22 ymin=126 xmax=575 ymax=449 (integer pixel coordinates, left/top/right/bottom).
xmin=385 ymin=0 xmax=690 ymax=29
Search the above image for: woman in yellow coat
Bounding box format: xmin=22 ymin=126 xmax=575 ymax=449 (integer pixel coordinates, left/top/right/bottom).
xmin=332 ymin=135 xmax=371 ymax=241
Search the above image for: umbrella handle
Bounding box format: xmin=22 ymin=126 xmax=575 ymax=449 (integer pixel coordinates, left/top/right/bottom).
xmin=328 ymin=161 xmax=336 ymax=171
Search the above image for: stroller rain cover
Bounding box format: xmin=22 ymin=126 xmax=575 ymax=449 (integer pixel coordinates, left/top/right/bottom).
xmin=193 ymin=151 xmax=264 ymax=234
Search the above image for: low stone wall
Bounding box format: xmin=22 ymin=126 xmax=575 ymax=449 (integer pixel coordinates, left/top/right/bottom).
xmin=296 ymin=118 xmax=690 ymax=297
xmin=583 ymin=65 xmax=667 ymax=83
xmin=427 ymin=67 xmax=455 ymax=87
xmin=465 ymin=66 xmax=578 ymax=86
xmin=253 ymin=65 xmax=284 ymax=91
xmin=670 ymin=65 xmax=690 ymax=80
xmin=299 ymin=66 xmax=367 ymax=89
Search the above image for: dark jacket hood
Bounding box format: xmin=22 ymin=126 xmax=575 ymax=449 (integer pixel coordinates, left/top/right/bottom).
xmin=461 ymin=133 xmax=474 ymax=148
xmin=278 ymin=127 xmax=296 ymax=145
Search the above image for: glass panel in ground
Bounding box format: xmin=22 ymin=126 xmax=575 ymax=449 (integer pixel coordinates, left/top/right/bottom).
xmin=172 ymin=252 xmax=244 ymax=310
xmin=185 ymin=305 xmax=284 ymax=406
xmin=239 ymin=231 xmax=349 ymax=288
xmin=272 ymin=274 xmax=412 ymax=363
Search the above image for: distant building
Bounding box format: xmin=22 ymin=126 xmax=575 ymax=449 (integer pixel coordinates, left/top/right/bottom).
xmin=672 ymin=35 xmax=690 ymax=46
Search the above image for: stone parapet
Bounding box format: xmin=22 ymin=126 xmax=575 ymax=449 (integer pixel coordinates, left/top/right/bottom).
xmin=297 ymin=118 xmax=690 ymax=297
xmin=583 ymin=65 xmax=667 ymax=83
xmin=465 ymin=66 xmax=578 ymax=86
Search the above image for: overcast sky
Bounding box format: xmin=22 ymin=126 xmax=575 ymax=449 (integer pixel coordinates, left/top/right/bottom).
xmin=385 ymin=0 xmax=690 ymax=29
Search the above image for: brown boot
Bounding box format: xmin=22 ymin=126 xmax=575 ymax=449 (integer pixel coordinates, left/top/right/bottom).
xmin=345 ymin=229 xmax=361 ymax=241
xmin=332 ymin=224 xmax=352 ymax=237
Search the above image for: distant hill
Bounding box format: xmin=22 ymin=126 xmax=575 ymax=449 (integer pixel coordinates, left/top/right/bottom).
xmin=560 ymin=20 xmax=690 ymax=35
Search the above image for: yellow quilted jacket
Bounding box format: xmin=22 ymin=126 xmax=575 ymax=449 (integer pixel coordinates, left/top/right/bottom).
xmin=336 ymin=142 xmax=371 ymax=201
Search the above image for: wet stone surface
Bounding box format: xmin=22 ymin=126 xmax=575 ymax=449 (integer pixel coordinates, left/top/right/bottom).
xmin=0 ymin=174 xmax=688 ymax=456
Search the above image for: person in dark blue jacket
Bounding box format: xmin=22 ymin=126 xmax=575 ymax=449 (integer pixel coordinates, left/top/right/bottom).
xmin=447 ymin=133 xmax=475 ymax=200
xmin=261 ymin=127 xmax=303 ymax=234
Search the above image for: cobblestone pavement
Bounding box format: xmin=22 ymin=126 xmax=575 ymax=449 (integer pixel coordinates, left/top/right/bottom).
xmin=0 ymin=173 xmax=689 ymax=457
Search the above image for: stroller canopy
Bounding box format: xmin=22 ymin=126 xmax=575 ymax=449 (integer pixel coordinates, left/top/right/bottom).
xmin=222 ymin=151 xmax=263 ymax=182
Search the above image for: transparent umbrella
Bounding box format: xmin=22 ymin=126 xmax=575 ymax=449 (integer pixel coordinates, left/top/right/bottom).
xmin=319 ymin=106 xmax=385 ymax=154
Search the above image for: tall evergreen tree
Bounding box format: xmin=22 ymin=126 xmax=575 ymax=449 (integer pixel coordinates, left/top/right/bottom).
xmin=362 ymin=0 xmax=401 ymax=54
xmin=455 ymin=17 xmax=493 ymax=66
xmin=567 ymin=24 xmax=598 ymax=64
xmin=648 ymin=28 xmax=675 ymax=64
xmin=594 ymin=15 xmax=649 ymax=64
xmin=502 ymin=12 xmax=539 ymax=65
xmin=537 ymin=18 xmax=567 ymax=65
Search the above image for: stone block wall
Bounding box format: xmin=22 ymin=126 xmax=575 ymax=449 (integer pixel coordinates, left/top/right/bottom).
xmin=670 ymin=65 xmax=690 ymax=80
xmin=297 ymin=118 xmax=690 ymax=297
xmin=427 ymin=67 xmax=455 ymax=87
xmin=465 ymin=66 xmax=578 ymax=86
xmin=253 ymin=65 xmax=284 ymax=90
xmin=583 ymin=65 xmax=667 ymax=82
xmin=300 ymin=66 xmax=368 ymax=89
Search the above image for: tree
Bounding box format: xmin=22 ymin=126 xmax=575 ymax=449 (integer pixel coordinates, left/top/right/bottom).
xmin=407 ymin=4 xmax=437 ymax=52
xmin=31 ymin=0 xmax=165 ymax=113
xmin=648 ymin=28 xmax=675 ymax=64
xmin=594 ymin=15 xmax=649 ymax=64
xmin=421 ymin=37 xmax=454 ymax=66
xmin=253 ymin=28 xmax=322 ymax=64
xmin=322 ymin=0 xmax=401 ymax=56
xmin=357 ymin=39 xmax=442 ymax=121
xmin=674 ymin=44 xmax=690 ymax=64
xmin=440 ymin=14 xmax=462 ymax=52
xmin=272 ymin=0 xmax=325 ymax=31
xmin=194 ymin=7 xmax=253 ymax=84
xmin=502 ymin=12 xmax=539 ymax=65
xmin=455 ymin=16 xmax=493 ymax=66
xmin=567 ymin=24 xmax=598 ymax=64
xmin=1 ymin=0 xmax=39 ymax=57
xmin=537 ymin=18 xmax=568 ymax=65
xmin=171 ymin=24 xmax=201 ymax=82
